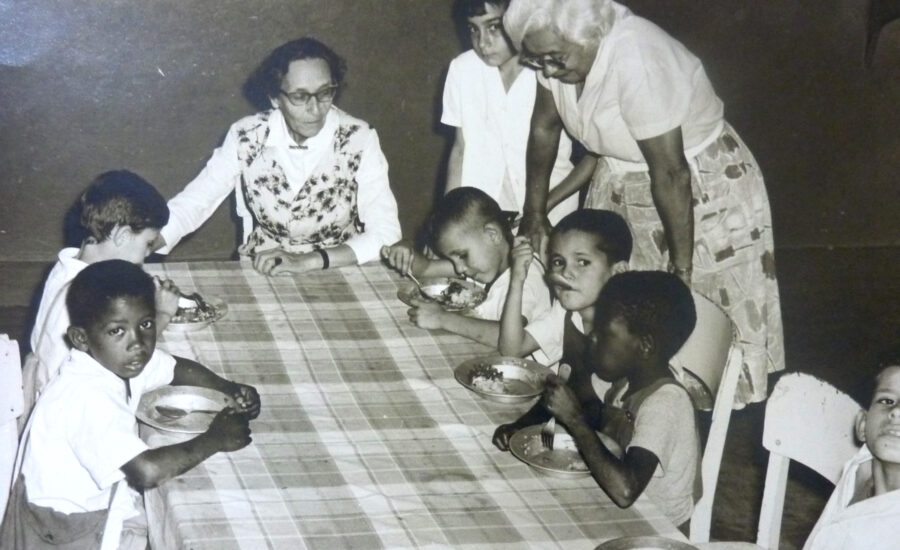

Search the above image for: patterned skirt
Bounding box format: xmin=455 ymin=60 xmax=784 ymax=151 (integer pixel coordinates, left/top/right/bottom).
xmin=585 ymin=123 xmax=785 ymax=406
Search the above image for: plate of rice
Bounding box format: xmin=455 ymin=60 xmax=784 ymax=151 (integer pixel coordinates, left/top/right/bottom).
xmin=397 ymin=277 xmax=486 ymax=312
xmin=166 ymin=294 xmax=227 ymax=332
xmin=509 ymin=424 xmax=590 ymax=478
xmin=454 ymin=355 xmax=551 ymax=404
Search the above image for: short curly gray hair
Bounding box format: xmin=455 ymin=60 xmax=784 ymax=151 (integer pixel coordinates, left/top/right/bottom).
xmin=503 ymin=0 xmax=615 ymax=51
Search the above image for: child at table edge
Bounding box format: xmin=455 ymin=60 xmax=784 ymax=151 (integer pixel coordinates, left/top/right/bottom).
xmin=802 ymin=347 xmax=900 ymax=550
xmin=381 ymin=187 xmax=550 ymax=348
xmin=492 ymin=209 xmax=632 ymax=449
xmin=544 ymin=271 xmax=700 ymax=529
xmin=442 ymin=0 xmax=582 ymax=225
xmin=0 ymin=260 xmax=260 ymax=550
xmin=22 ymin=170 xmax=184 ymax=432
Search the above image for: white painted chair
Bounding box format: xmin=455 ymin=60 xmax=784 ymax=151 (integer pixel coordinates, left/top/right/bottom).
xmin=698 ymin=372 xmax=863 ymax=549
xmin=667 ymin=292 xmax=745 ymax=543
xmin=0 ymin=334 xmax=24 ymax=525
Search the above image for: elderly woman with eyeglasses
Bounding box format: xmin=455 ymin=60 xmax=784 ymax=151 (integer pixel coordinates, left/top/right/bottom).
xmin=505 ymin=0 xmax=783 ymax=405
xmin=156 ymin=37 xmax=401 ymax=276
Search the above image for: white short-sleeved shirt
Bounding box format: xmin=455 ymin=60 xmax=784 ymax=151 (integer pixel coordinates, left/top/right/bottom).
xmin=803 ymin=446 xmax=900 ymax=550
xmin=473 ymin=261 xmax=551 ymax=325
xmin=442 ymin=50 xmax=577 ymax=224
xmin=21 ymin=349 xmax=175 ymax=514
xmin=160 ymin=107 xmax=401 ymax=264
xmin=539 ymin=2 xmax=724 ymax=167
xmin=609 ymin=381 xmax=700 ymax=526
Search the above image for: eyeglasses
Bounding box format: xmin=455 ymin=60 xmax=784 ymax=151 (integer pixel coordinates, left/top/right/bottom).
xmin=520 ymin=51 xmax=568 ymax=71
xmin=279 ymin=84 xmax=339 ymax=107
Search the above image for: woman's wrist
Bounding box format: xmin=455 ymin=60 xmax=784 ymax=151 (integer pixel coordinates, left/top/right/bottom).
xmin=667 ymin=261 xmax=693 ymax=280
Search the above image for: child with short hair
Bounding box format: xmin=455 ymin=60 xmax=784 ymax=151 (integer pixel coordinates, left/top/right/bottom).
xmin=544 ymin=271 xmax=699 ymax=528
xmin=444 ymin=0 xmax=587 ymax=224
xmin=492 ymin=209 xmax=631 ymax=448
xmin=802 ymin=348 xmax=900 ymax=550
xmin=382 ymin=187 xmax=550 ymax=347
xmin=1 ymin=260 xmax=259 ymax=550
xmin=23 ymin=170 xmax=181 ymax=427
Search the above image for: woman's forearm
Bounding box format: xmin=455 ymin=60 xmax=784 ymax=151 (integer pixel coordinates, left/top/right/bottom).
xmin=547 ymin=155 xmax=598 ymax=211
xmin=649 ymin=165 xmax=694 ymax=271
xmin=522 ymin=86 xmax=564 ymax=225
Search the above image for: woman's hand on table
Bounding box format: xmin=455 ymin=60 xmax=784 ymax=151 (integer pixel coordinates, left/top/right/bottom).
xmin=253 ymin=249 xmax=323 ymax=276
xmin=407 ymin=299 xmax=446 ymax=330
xmin=227 ymin=382 xmax=261 ymax=419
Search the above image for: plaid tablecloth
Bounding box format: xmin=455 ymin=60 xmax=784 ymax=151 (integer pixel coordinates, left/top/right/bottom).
xmin=142 ymin=260 xmax=686 ymax=550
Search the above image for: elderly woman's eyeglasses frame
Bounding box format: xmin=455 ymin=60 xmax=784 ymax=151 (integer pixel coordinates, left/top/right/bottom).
xmin=520 ymin=52 xmax=568 ymax=72
xmin=279 ymin=85 xmax=339 ymax=107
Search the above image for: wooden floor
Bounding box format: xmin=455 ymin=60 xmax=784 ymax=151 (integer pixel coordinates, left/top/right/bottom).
xmin=1 ymin=246 xmax=898 ymax=548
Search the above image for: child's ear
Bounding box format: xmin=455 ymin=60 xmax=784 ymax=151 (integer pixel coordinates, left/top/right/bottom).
xmin=483 ymin=221 xmax=503 ymax=243
xmin=110 ymin=224 xmax=133 ymax=247
xmin=611 ymin=260 xmax=629 ymax=275
xmin=67 ymin=326 xmax=91 ymax=352
xmin=639 ymin=334 xmax=654 ymax=359
xmin=855 ymin=409 xmax=868 ymax=444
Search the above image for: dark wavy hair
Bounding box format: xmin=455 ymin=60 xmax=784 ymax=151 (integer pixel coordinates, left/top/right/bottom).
xmin=551 ymin=208 xmax=633 ymax=264
xmin=454 ymin=0 xmax=510 ymax=20
xmin=427 ymin=187 xmax=514 ymax=249
xmin=67 ymin=259 xmax=156 ymax=329
xmin=244 ymin=37 xmax=346 ymax=109
xmin=595 ymin=271 xmax=696 ymax=361
xmin=78 ymin=170 xmax=169 ymax=244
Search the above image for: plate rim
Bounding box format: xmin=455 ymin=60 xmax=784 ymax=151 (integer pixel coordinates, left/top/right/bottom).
xmin=396 ymin=277 xmax=486 ymax=312
xmin=508 ymin=423 xmax=591 ymax=478
xmin=166 ymin=295 xmax=228 ymax=332
xmin=593 ymin=535 xmax=700 ymax=550
xmin=454 ymin=355 xmax=551 ymax=400
xmin=137 ymin=385 xmax=233 ymax=433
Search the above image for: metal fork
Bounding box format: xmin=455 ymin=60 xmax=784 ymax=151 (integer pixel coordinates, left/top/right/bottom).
xmin=541 ymin=363 xmax=572 ymax=450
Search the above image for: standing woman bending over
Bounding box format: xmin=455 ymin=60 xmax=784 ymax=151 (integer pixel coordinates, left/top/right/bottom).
xmin=504 ymin=0 xmax=783 ymax=405
xmin=157 ymin=38 xmax=401 ymax=275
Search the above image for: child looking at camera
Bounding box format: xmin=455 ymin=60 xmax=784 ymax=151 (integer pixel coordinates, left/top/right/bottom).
xmin=382 ymin=187 xmax=550 ymax=347
xmin=803 ymin=347 xmax=900 ymax=550
xmin=22 ymin=170 xmax=182 ymax=429
xmin=443 ymin=0 xmax=583 ymax=224
xmin=0 ymin=260 xmax=260 ymax=550
xmin=544 ymin=271 xmax=699 ymax=528
xmin=493 ymin=209 xmax=631 ymax=448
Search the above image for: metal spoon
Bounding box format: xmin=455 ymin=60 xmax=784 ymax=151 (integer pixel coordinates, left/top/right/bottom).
xmin=155 ymin=405 xmax=220 ymax=419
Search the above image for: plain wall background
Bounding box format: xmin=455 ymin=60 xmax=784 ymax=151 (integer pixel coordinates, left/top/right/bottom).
xmin=1 ymin=0 xmax=898 ymax=306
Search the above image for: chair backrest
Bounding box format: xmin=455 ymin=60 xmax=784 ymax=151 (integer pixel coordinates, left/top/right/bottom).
xmin=0 ymin=334 xmax=24 ymax=526
xmin=671 ymin=293 xmax=744 ymax=543
xmin=754 ymin=372 xmax=862 ymax=549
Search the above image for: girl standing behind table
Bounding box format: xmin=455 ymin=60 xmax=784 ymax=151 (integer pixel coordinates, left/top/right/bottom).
xmin=504 ymin=0 xmax=784 ymax=405
xmin=156 ymin=37 xmax=401 ymax=276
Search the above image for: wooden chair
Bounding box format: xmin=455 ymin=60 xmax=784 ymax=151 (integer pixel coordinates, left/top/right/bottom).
xmin=0 ymin=334 xmax=24 ymax=525
xmin=667 ymin=292 xmax=745 ymax=543
xmin=698 ymin=373 xmax=863 ymax=549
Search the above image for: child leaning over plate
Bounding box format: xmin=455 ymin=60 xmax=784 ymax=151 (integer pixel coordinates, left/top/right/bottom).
xmin=0 ymin=260 xmax=260 ymax=550
xmin=382 ymin=187 xmax=550 ymax=347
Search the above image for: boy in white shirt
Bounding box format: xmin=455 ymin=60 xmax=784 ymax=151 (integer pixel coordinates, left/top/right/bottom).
xmin=0 ymin=260 xmax=259 ymax=550
xmin=803 ymin=351 xmax=900 ymax=550
xmin=443 ymin=0 xmax=587 ymax=225
xmin=22 ymin=170 xmax=181 ymax=430
xmin=492 ymin=209 xmax=631 ymax=449
xmin=382 ymin=187 xmax=550 ymax=348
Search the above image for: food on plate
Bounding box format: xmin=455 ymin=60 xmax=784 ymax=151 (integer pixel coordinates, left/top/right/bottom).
xmin=521 ymin=433 xmax=588 ymax=472
xmin=438 ymin=281 xmax=480 ymax=308
xmin=171 ymin=301 xmax=217 ymax=324
xmin=469 ymin=364 xmax=505 ymax=393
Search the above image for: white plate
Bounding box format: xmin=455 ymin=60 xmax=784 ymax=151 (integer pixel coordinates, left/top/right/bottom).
xmin=509 ymin=424 xmax=590 ymax=478
xmin=137 ymin=386 xmax=234 ymax=433
xmin=594 ymin=536 xmax=699 ymax=550
xmin=166 ymin=295 xmax=227 ymax=332
xmin=396 ymin=277 xmax=486 ymax=312
xmin=454 ymin=355 xmax=551 ymax=404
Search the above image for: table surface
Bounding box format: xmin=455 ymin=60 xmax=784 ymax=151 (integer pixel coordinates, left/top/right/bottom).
xmin=142 ymin=260 xmax=687 ymax=550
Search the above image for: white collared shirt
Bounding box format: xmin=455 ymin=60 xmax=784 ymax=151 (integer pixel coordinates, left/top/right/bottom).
xmin=539 ymin=2 xmax=723 ymax=164
xmin=160 ymin=107 xmax=401 ymax=263
xmin=442 ymin=50 xmax=577 ymax=224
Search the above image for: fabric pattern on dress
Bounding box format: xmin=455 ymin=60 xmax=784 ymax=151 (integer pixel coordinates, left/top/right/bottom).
xmin=234 ymin=110 xmax=365 ymax=256
xmin=586 ymin=124 xmax=784 ymax=405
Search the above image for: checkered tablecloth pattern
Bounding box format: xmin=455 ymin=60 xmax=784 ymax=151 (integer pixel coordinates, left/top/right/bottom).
xmin=142 ymin=260 xmax=685 ymax=550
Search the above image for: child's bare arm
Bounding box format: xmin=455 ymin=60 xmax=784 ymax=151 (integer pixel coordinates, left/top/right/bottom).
xmin=499 ymin=237 xmax=541 ymax=357
xmin=381 ymin=243 xmax=456 ymax=278
xmin=445 ymin=128 xmax=465 ymax=192
xmin=409 ymin=301 xmax=500 ymax=348
xmin=546 ymin=154 xmax=599 ymax=212
xmin=121 ymin=408 xmax=251 ymax=489
xmin=172 ymin=356 xmax=260 ymax=419
xmin=153 ymin=276 xmax=180 ymax=333
xmin=545 ymin=377 xmax=657 ymax=507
